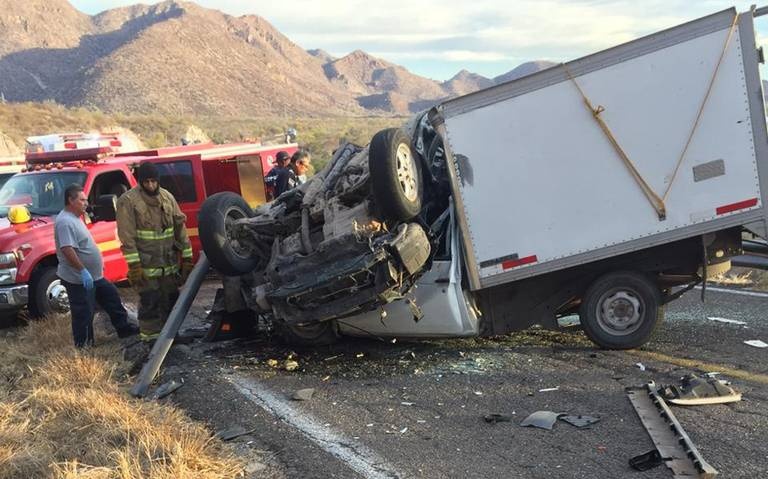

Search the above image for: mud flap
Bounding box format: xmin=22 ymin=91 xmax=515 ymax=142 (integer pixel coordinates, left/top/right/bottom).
xmin=203 ymin=288 xmax=257 ymax=342
xmin=204 ymin=309 xmax=257 ymax=342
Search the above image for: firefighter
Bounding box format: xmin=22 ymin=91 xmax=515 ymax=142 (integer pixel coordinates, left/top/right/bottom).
xmin=116 ymin=162 xmax=194 ymax=342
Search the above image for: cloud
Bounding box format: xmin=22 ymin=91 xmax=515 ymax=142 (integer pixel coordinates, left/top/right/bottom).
xmin=70 ymin=0 xmax=765 ymax=79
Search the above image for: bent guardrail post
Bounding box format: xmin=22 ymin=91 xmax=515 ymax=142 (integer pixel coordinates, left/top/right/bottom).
xmin=130 ymin=253 xmax=210 ymax=398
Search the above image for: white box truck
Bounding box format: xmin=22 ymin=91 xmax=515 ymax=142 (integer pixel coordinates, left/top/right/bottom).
xmin=199 ymin=7 xmax=768 ymax=349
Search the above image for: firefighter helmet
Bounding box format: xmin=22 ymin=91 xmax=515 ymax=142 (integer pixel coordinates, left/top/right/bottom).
xmin=8 ymin=205 xmax=31 ymax=224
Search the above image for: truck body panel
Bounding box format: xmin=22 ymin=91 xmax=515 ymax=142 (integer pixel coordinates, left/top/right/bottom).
xmin=435 ymin=8 xmax=768 ymax=290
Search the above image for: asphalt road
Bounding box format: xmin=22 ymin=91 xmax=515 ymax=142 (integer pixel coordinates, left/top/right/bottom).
xmin=159 ymin=284 xmax=768 ymax=479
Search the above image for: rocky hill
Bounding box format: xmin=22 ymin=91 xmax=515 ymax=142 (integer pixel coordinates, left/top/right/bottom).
xmin=442 ymin=69 xmax=495 ymax=97
xmin=0 ymin=0 xmax=553 ymax=116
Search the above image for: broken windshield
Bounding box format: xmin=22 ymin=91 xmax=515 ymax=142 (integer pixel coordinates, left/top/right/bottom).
xmin=0 ymin=172 xmax=87 ymax=217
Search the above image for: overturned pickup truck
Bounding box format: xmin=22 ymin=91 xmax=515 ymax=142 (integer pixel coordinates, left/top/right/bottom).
xmin=199 ymin=7 xmax=768 ymax=349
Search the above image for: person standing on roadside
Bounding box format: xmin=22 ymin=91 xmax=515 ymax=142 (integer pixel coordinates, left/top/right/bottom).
xmin=264 ymin=151 xmax=292 ymax=200
xmin=54 ymin=184 xmax=138 ymax=347
xmin=289 ymin=150 xmax=311 ymax=188
xmin=116 ymin=162 xmax=193 ymax=342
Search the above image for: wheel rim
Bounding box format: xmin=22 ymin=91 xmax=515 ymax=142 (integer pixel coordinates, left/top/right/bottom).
xmin=46 ymin=279 xmax=70 ymax=314
xmin=223 ymin=206 xmax=251 ymax=259
xmin=595 ymin=288 xmax=644 ymax=336
xmin=395 ymin=143 xmax=418 ymax=202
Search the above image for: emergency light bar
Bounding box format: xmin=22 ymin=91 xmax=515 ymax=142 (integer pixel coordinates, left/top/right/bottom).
xmin=25 ymin=146 xmax=115 ymax=165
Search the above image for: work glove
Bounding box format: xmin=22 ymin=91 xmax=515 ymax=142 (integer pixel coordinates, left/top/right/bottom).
xmin=80 ymin=268 xmax=94 ymax=291
xmin=127 ymin=263 xmax=146 ymax=289
xmin=180 ymin=258 xmax=194 ymax=283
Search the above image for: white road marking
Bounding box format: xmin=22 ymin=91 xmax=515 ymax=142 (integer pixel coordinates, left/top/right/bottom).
xmin=707 ymin=316 xmax=747 ymax=325
xmin=228 ymin=374 xmax=401 ymax=479
xmin=695 ymin=286 xmax=768 ymax=298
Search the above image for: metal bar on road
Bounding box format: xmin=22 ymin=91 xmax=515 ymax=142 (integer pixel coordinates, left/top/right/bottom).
xmin=130 ymin=253 xmax=209 ymax=398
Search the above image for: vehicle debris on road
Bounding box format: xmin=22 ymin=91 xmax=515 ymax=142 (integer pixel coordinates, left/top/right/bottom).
xmin=558 ymin=415 xmax=601 ymax=429
xmin=483 ymin=414 xmax=513 ymax=424
xmin=658 ymin=374 xmax=741 ymax=406
xmin=291 ymin=388 xmax=315 ymax=401
xmin=148 ymin=379 xmax=184 ymax=400
xmin=627 ymin=382 xmax=718 ymax=478
xmin=520 ymin=411 xmax=563 ymax=430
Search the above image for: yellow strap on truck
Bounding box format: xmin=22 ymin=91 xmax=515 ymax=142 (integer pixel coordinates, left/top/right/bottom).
xmin=563 ymin=12 xmax=740 ymax=221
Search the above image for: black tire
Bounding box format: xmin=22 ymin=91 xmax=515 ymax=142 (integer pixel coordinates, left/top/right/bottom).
xmin=198 ymin=192 xmax=259 ymax=276
xmin=369 ymin=128 xmax=423 ymax=222
xmin=275 ymin=320 xmax=339 ymax=346
xmin=579 ymin=271 xmax=663 ymax=349
xmin=29 ymin=266 xmax=69 ymax=318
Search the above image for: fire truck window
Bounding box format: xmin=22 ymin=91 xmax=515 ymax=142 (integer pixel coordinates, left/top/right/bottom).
xmin=155 ymin=161 xmax=196 ymax=203
xmin=0 ymin=172 xmax=86 ymax=216
xmin=90 ymin=171 xmax=130 ymax=202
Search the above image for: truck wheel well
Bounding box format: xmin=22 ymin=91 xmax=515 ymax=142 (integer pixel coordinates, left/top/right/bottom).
xmin=32 ymin=256 xmax=58 ymax=274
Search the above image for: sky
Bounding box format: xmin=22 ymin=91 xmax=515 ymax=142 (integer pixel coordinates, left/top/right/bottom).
xmin=69 ymin=0 xmax=768 ymax=81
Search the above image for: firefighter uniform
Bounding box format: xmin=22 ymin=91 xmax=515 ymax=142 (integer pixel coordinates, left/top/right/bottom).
xmin=116 ymin=182 xmax=192 ymax=341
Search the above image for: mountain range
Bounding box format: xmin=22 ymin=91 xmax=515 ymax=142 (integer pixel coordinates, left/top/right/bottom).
xmin=0 ymin=0 xmax=555 ymax=116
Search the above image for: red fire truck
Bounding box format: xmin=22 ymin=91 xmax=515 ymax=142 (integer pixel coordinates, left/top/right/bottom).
xmin=0 ymin=135 xmax=296 ymax=317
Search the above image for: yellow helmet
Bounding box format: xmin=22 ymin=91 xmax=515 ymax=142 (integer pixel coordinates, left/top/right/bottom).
xmin=8 ymin=205 xmax=31 ymax=224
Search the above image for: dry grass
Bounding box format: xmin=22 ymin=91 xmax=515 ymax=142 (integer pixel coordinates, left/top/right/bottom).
xmin=0 ymin=314 xmax=243 ymax=479
xmin=709 ymin=267 xmax=768 ymax=291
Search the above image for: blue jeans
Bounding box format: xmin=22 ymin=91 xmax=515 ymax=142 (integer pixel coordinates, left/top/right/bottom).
xmin=62 ymin=278 xmax=130 ymax=347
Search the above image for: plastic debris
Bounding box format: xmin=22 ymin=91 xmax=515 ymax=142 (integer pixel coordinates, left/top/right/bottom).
xmin=401 ymin=402 xmax=414 ymax=406
xmin=215 ymin=425 xmax=255 ymax=441
xmin=292 ymin=388 xmax=315 ymax=401
xmin=744 ymin=340 xmax=768 ymax=348
xmin=484 ymin=414 xmax=513 ymax=424
xmin=520 ymin=411 xmax=563 ymax=430
xmin=538 ymin=387 xmax=559 ymax=393
xmin=148 ymin=379 xmax=183 ymax=400
xmin=658 ymin=374 xmax=741 ymax=405
xmin=629 ymin=450 xmax=663 ymax=471
xmin=636 ymin=363 xmax=646 ymax=371
xmin=559 ymin=415 xmax=601 ymax=428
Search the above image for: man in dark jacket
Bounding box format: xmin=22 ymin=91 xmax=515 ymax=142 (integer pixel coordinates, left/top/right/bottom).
xmin=264 ymin=150 xmax=292 ymax=200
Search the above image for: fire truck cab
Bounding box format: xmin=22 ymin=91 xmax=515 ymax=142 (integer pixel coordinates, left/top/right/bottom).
xmin=0 ymin=134 xmax=296 ymax=317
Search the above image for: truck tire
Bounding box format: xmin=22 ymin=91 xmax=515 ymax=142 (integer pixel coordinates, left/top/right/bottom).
xmin=579 ymin=271 xmax=663 ymax=350
xmin=275 ymin=320 xmax=339 ymax=346
xmin=369 ymin=128 xmax=423 ymax=222
xmin=198 ymin=192 xmax=259 ymax=276
xmin=29 ymin=265 xmax=69 ymax=318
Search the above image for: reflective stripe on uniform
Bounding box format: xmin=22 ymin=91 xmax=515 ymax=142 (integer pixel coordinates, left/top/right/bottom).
xmin=123 ymin=252 xmax=140 ymax=263
xmin=144 ymin=264 xmax=179 ymax=278
xmin=140 ymin=332 xmax=160 ymax=342
xmin=182 ymin=247 xmax=193 ymax=258
xmin=136 ymin=227 xmax=175 ymax=240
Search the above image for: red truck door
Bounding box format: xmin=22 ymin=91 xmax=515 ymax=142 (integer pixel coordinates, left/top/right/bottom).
xmin=147 ymin=157 xmax=207 ymax=260
xmin=84 ymin=169 xmax=133 ymax=282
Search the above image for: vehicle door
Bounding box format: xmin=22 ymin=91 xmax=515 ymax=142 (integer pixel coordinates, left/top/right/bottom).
xmin=338 ymin=204 xmax=480 ymax=338
xmin=85 ymin=169 xmax=132 ymax=281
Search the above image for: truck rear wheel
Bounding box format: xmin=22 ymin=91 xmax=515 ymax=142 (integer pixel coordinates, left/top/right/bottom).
xmin=579 ymin=271 xmax=663 ymax=349
xmin=369 ymin=128 xmax=423 ymax=222
xmin=29 ymin=266 xmax=69 ymax=318
xmin=198 ymin=192 xmax=259 ymax=276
